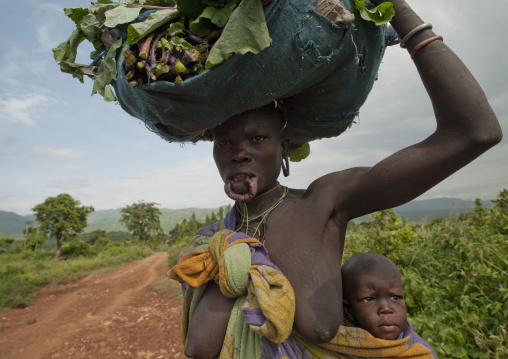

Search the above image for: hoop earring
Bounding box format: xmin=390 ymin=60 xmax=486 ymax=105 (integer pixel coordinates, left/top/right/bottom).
xmin=282 ymin=155 xmax=290 ymax=177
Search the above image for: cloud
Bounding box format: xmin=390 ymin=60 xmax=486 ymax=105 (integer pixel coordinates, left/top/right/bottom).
xmin=47 ymin=177 xmax=91 ymax=191
xmin=0 ymin=93 xmax=55 ymax=125
xmin=26 ymin=147 xmax=86 ymax=159
xmin=42 ymin=164 xmax=85 ymax=171
xmin=36 ymin=24 xmax=52 ymax=53
xmin=33 ymin=2 xmax=65 ymax=50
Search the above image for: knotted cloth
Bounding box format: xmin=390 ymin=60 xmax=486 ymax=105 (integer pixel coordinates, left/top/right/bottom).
xmin=167 ymin=227 xmax=296 ymax=344
xmin=167 ymin=208 xmax=435 ymax=358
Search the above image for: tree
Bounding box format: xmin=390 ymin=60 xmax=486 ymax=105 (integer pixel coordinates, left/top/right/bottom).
xmin=32 ymin=194 xmax=94 ymax=258
xmin=24 ymin=221 xmax=46 ymax=251
xmin=119 ymin=201 xmax=162 ymax=246
xmin=84 ymin=229 xmax=108 ymax=245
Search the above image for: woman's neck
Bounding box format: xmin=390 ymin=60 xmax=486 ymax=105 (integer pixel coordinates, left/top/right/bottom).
xmin=241 ymin=182 xmax=284 ymax=217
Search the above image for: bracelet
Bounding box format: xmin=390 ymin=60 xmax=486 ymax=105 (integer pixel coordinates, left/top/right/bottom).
xmin=400 ymin=23 xmax=433 ymax=48
xmin=410 ymin=36 xmax=444 ymax=59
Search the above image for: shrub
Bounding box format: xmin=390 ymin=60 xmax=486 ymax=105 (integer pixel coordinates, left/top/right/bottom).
xmin=61 ymin=239 xmax=97 ymax=259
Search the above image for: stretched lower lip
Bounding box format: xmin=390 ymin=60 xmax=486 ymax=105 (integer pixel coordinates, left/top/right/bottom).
xmin=224 ymin=175 xmax=258 ymax=201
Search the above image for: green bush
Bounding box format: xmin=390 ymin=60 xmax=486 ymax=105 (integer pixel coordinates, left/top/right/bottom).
xmin=61 ymin=239 xmax=97 ymax=259
xmin=167 ymin=237 xmax=192 ymax=268
xmin=343 ymin=189 xmax=508 ymax=358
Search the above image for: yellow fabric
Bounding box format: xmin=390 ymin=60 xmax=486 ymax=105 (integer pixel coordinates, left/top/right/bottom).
xmin=298 ymin=326 xmax=435 ymax=358
xmin=243 ymin=265 xmax=296 ymax=343
xmin=168 ymin=229 xmax=296 ymax=344
xmin=167 ymin=229 xmax=257 ymax=288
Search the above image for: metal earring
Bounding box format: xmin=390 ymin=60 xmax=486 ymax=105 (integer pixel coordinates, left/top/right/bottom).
xmin=282 ymin=155 xmax=290 ymax=177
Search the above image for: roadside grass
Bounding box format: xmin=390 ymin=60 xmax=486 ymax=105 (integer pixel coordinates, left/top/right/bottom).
xmin=152 ymin=277 xmax=183 ymax=301
xmin=0 ymin=245 xmax=152 ymax=311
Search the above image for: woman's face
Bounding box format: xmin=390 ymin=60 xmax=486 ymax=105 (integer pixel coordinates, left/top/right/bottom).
xmin=213 ymin=107 xmax=288 ymax=202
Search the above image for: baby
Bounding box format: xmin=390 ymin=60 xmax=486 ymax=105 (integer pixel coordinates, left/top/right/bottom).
xmin=341 ymin=252 xmax=438 ymax=358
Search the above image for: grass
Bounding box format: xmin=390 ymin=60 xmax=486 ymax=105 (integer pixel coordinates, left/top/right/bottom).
xmin=0 ymin=245 xmax=152 ymax=311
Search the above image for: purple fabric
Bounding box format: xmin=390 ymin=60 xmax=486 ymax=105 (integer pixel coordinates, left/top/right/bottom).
xmin=227 ymin=232 xmax=249 ymax=244
xmin=250 ymin=245 xmax=281 ymax=270
xmin=262 ymin=336 xmax=310 ymax=359
xmin=397 ymin=320 xmax=438 ymax=358
xmin=243 ymin=307 xmax=266 ymax=326
xmin=224 ymin=206 xmax=237 ymax=231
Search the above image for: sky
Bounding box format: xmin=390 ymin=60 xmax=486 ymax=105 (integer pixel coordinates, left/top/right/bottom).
xmin=0 ymin=0 xmax=506 ymax=216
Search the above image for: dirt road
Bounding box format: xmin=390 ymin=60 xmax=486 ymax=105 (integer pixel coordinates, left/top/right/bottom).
xmin=0 ymin=252 xmax=186 ymax=359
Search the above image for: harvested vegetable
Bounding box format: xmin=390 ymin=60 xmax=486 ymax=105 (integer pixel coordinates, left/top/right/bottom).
xmin=53 ymin=0 xmax=396 ymax=163
xmin=53 ymin=0 xmax=272 ymax=101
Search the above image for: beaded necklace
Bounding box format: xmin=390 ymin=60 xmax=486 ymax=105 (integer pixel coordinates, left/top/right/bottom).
xmin=235 ymin=185 xmax=288 ymax=243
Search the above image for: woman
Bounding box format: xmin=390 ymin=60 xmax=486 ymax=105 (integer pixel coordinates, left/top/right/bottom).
xmin=171 ymin=0 xmax=502 ymax=357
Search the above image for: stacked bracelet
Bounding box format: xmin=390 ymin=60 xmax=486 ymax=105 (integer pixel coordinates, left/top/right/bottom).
xmin=410 ymin=36 xmax=444 ymax=59
xmin=400 ymin=23 xmax=433 ymax=48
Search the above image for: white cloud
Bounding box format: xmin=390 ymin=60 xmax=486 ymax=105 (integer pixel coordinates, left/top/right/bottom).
xmin=27 ymin=147 xmax=86 ymax=159
xmin=0 ymin=93 xmax=55 ymax=125
xmin=36 ymin=24 xmax=52 ymax=53
xmin=33 ymin=2 xmax=65 ymax=50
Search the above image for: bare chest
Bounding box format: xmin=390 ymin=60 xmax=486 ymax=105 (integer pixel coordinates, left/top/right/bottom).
xmin=251 ymin=200 xmax=347 ymax=340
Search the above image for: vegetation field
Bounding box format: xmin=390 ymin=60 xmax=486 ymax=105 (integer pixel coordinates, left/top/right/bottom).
xmin=1 ymin=191 xmax=506 ymax=358
xmin=343 ymin=191 xmax=508 ymax=358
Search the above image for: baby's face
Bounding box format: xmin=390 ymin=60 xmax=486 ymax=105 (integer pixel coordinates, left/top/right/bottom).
xmin=346 ymin=268 xmax=407 ymax=340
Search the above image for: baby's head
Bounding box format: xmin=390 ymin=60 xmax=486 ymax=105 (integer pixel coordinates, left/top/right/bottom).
xmin=341 ymin=253 xmax=407 ymax=340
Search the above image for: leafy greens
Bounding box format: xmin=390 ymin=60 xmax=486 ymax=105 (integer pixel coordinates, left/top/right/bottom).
xmin=53 ymin=0 xmax=272 ymax=101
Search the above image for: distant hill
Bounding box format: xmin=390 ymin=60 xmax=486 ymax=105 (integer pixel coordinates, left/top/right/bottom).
xmin=85 ymin=207 xmax=229 ymax=233
xmin=0 ymin=207 xmax=228 ymax=237
xmin=0 ymin=197 xmax=484 ymax=236
xmin=0 ymin=211 xmax=35 ymax=236
xmin=354 ymin=197 xmax=481 ymax=223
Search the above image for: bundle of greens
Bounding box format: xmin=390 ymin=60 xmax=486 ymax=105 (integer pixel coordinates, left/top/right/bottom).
xmin=53 ymin=0 xmax=271 ymax=101
xmin=53 ymin=0 xmax=393 ymax=102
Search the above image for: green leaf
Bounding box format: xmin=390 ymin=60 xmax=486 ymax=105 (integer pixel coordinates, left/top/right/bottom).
xmin=80 ymin=13 xmax=102 ymax=42
xmin=104 ymin=6 xmax=142 ymax=28
xmin=53 ymin=29 xmax=86 ymax=63
xmin=176 ymin=0 xmax=208 ymax=18
xmin=202 ymin=1 xmax=236 ymax=28
xmin=206 ymin=0 xmax=271 ymax=68
xmin=103 ymin=84 xmax=118 ymax=102
xmin=289 ymin=143 xmax=311 ymax=162
xmin=59 ymin=62 xmax=98 ymax=83
xmin=203 ymin=0 xmax=227 ymax=6
xmin=64 ymin=7 xmax=90 ymax=25
xmin=167 ymin=22 xmax=186 ymax=36
xmin=91 ymin=38 xmax=122 ymax=101
xmin=353 ymin=0 xmax=394 ymax=25
xmin=126 ymin=9 xmax=180 ymax=45
xmin=189 ymin=16 xmax=213 ymax=37
xmin=170 ymin=36 xmax=192 ymax=50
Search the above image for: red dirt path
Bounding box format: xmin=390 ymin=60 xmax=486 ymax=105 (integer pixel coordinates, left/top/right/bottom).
xmin=0 ymin=252 xmax=186 ymax=359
